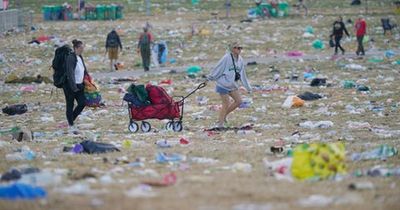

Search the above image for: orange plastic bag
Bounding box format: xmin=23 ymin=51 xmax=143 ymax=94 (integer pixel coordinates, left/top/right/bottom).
xmin=292 ymin=96 xmax=305 ymax=107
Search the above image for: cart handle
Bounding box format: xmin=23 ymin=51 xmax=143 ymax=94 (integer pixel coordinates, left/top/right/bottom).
xmin=179 ymin=82 xmax=207 ymax=102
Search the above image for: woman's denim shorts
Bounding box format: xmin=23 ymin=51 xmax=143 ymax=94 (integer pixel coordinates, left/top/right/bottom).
xmin=215 ymin=85 xmax=231 ymax=95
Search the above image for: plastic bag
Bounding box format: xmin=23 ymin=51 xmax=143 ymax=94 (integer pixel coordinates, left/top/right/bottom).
xmin=362 ymin=35 xmax=369 ymax=44
xmin=305 ymin=26 xmax=314 ymax=34
xmin=2 ymin=104 xmax=28 ymax=115
xmin=291 ymin=142 xmax=346 ymax=180
xmin=186 ymin=65 xmax=202 ymax=75
xmin=329 ymin=39 xmax=335 ymax=48
xmin=0 ymin=183 xmax=47 ymax=200
xmin=80 ymin=140 xmax=120 ymax=154
xmin=83 ymin=74 xmax=98 ymax=92
xmin=312 ymin=39 xmax=325 ymax=49
xmin=282 ymin=96 xmax=304 ymax=108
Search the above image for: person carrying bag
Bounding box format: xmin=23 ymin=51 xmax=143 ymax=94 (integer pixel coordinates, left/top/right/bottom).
xmin=83 ymin=74 xmax=103 ymax=107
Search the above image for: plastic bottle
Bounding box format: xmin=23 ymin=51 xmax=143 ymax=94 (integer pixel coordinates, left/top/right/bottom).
xmin=351 ymin=144 xmax=398 ymax=161
xmin=6 ymin=147 xmax=36 ymax=161
xmin=273 ymin=74 xmax=280 ymax=82
xmin=231 ymin=162 xmax=252 ymax=173
xmin=371 ymin=106 xmax=384 ymax=113
xmin=239 ymin=98 xmax=252 ymax=109
xmin=196 ymin=96 xmax=208 ymax=106
xmin=33 ymin=132 xmax=46 ymax=139
xmin=5 ymin=153 xmax=25 ymax=161
xmin=18 ymin=171 xmax=62 ymax=187
xmin=22 ymin=150 xmax=36 ymax=161
xmin=155 ymin=139 xmax=171 ymax=148
xmin=0 ymin=126 xmax=20 ymax=135
xmin=237 ymin=129 xmax=256 ymax=135
xmin=128 ymin=161 xmax=145 ymax=167
xmin=349 ymin=181 xmax=374 ymax=190
xmin=155 ymin=152 xmax=185 ymax=163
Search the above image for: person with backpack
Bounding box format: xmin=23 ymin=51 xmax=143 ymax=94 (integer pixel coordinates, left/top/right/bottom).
xmin=105 ymin=29 xmax=123 ymax=71
xmin=355 ymin=16 xmax=367 ymax=56
xmin=137 ymin=27 xmax=154 ymax=71
xmin=330 ymin=16 xmax=350 ymax=55
xmin=296 ymin=0 xmax=308 ymax=16
xmin=63 ymin=39 xmax=88 ymax=132
xmin=205 ymin=41 xmax=252 ymax=129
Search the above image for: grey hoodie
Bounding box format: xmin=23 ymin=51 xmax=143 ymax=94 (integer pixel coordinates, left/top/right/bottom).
xmin=207 ymin=53 xmax=252 ymax=92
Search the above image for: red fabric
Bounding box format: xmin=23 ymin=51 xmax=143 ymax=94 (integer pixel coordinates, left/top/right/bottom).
xmin=130 ymin=102 xmax=180 ymax=120
xmin=146 ymin=84 xmax=173 ymax=104
xmin=36 ymin=36 xmax=51 ymax=43
xmin=355 ymin=19 xmax=367 ymax=36
xmin=138 ymin=32 xmax=154 ymax=42
xmin=159 ymin=79 xmax=172 ymax=85
xmin=141 ymin=172 xmax=177 ymax=187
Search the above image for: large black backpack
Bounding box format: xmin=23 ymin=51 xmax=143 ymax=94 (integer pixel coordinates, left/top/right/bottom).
xmin=52 ymin=45 xmax=72 ymax=88
xmin=107 ymin=32 xmax=119 ymax=48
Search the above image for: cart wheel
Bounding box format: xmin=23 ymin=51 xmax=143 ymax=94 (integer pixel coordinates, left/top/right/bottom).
xmin=173 ymin=121 xmax=183 ymax=132
xmin=128 ymin=121 xmax=139 ymax=133
xmin=166 ymin=121 xmax=174 ymax=131
xmin=141 ymin=121 xmax=151 ymax=132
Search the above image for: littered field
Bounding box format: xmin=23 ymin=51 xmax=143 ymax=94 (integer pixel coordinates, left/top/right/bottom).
xmin=1 ymin=1 xmax=400 ymax=210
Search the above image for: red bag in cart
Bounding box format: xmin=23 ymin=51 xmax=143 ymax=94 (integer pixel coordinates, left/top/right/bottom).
xmin=146 ymin=84 xmax=173 ymax=104
xmin=130 ymin=102 xmax=180 ymax=120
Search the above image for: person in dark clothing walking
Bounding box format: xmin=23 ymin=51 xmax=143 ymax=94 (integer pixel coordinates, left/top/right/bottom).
xmin=137 ymin=27 xmax=154 ymax=71
xmin=105 ymin=29 xmax=123 ymax=71
xmin=64 ymin=39 xmax=88 ymax=132
xmin=330 ymin=16 xmax=350 ymax=55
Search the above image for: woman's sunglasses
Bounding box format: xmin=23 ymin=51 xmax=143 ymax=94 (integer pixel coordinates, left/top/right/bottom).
xmin=234 ymin=47 xmax=243 ymax=50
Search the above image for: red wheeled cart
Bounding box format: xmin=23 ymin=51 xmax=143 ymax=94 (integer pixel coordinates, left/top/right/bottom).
xmin=127 ymin=82 xmax=206 ymax=133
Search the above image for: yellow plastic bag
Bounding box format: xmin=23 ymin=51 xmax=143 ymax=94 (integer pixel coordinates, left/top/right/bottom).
xmin=199 ymin=28 xmax=211 ymax=36
xmin=291 ymin=142 xmax=346 ymax=180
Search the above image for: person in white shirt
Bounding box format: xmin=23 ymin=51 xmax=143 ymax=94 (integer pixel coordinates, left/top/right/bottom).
xmin=64 ymin=39 xmax=88 ymax=131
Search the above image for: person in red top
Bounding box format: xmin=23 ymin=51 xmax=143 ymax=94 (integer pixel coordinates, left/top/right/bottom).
xmin=354 ymin=17 xmax=367 ymax=56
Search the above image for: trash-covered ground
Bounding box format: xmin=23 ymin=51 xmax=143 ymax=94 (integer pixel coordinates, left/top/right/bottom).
xmin=1 ymin=2 xmax=400 ymax=210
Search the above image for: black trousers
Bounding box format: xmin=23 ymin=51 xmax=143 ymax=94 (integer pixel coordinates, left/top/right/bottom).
xmin=334 ymin=35 xmax=345 ymax=54
xmin=63 ymin=83 xmax=85 ymax=126
xmin=356 ymin=35 xmax=365 ymax=55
